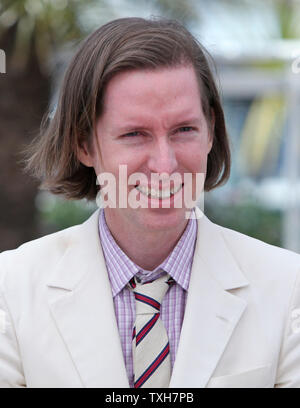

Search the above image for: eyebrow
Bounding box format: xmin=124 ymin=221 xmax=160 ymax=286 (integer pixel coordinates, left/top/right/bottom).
xmin=172 ymin=117 xmax=202 ymax=127
xmin=116 ymin=117 xmax=202 ymax=133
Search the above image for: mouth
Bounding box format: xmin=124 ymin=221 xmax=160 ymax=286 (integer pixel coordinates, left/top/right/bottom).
xmin=135 ymin=184 xmax=183 ymax=199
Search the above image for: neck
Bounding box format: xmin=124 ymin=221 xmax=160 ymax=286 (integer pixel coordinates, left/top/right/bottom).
xmin=103 ymin=210 xmax=188 ymax=270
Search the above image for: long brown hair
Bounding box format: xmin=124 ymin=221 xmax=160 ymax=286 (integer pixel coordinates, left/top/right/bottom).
xmin=25 ymin=17 xmax=231 ymax=200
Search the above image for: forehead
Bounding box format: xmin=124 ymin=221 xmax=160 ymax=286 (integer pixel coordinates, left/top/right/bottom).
xmin=101 ymin=65 xmax=203 ymax=120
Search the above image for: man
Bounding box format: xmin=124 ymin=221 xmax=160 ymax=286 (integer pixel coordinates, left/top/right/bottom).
xmin=1 ymin=17 xmax=300 ymax=388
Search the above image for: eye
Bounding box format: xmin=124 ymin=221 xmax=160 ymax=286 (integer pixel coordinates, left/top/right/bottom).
xmin=122 ymin=131 xmax=142 ymax=138
xmin=177 ymin=126 xmax=194 ymax=133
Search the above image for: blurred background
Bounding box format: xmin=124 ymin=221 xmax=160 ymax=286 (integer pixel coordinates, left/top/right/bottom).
xmin=0 ymin=0 xmax=300 ymax=253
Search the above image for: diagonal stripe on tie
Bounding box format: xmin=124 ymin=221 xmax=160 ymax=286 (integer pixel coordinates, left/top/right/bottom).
xmin=134 ymin=292 xmax=160 ymax=311
xmin=132 ymin=326 xmax=136 ymax=340
xmin=134 ymin=343 xmax=170 ymax=388
xmin=136 ymin=313 xmax=159 ymax=346
xmin=129 ymin=277 xmax=136 ymax=289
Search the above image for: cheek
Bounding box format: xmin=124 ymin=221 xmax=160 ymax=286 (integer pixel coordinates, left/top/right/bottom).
xmin=177 ymin=143 xmax=210 ymax=172
xmin=99 ymin=144 xmax=148 ymax=177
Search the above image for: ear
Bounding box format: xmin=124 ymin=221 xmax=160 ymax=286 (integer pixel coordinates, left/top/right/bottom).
xmin=76 ymin=137 xmax=94 ymax=168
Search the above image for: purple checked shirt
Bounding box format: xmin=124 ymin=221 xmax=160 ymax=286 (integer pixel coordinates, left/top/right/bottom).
xmin=98 ymin=209 xmax=197 ymax=388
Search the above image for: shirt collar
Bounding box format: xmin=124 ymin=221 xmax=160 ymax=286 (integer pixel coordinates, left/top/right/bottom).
xmin=99 ymin=209 xmax=197 ymax=297
xmin=159 ymin=216 xmax=197 ymax=290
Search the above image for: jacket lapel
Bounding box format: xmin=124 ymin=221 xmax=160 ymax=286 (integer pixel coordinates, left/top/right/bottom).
xmin=47 ymin=211 xmax=129 ymax=388
xmin=170 ymin=208 xmax=249 ymax=388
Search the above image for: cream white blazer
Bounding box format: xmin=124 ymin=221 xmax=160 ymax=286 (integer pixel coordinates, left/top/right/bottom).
xmin=1 ymin=208 xmax=300 ymax=388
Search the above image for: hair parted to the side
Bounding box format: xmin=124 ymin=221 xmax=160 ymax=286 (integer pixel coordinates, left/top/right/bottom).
xmin=25 ymin=16 xmax=231 ymax=200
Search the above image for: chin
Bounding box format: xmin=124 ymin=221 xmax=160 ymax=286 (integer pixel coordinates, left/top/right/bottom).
xmin=136 ymin=207 xmax=188 ymax=232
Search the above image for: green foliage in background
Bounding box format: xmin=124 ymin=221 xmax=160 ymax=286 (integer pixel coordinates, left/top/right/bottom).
xmin=38 ymin=195 xmax=97 ymax=231
xmin=39 ymin=194 xmax=283 ymax=248
xmin=205 ymin=201 xmax=282 ymax=247
xmin=0 ymin=0 xmax=105 ymax=71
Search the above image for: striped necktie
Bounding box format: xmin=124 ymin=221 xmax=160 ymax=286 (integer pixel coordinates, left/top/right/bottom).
xmin=129 ymin=273 xmax=173 ymax=388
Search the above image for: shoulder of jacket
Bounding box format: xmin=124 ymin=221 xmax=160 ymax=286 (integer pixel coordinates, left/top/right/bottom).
xmin=0 ymin=210 xmax=100 ymax=287
xmin=214 ymin=222 xmax=300 ymax=283
xmin=218 ymin=223 xmax=299 ymax=260
xmin=0 ymin=225 xmax=76 ymax=285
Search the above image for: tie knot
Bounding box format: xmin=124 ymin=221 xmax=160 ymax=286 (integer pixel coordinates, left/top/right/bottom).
xmin=129 ymin=273 xmax=173 ymax=315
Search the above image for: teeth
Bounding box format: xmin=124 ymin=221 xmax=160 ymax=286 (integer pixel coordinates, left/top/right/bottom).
xmin=136 ymin=184 xmax=182 ymax=199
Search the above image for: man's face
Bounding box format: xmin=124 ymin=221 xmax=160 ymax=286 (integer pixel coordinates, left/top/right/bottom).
xmin=80 ymin=65 xmax=213 ymax=234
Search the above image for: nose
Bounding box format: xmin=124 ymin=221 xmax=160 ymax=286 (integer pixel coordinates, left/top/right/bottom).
xmin=147 ymin=138 xmax=178 ymax=175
